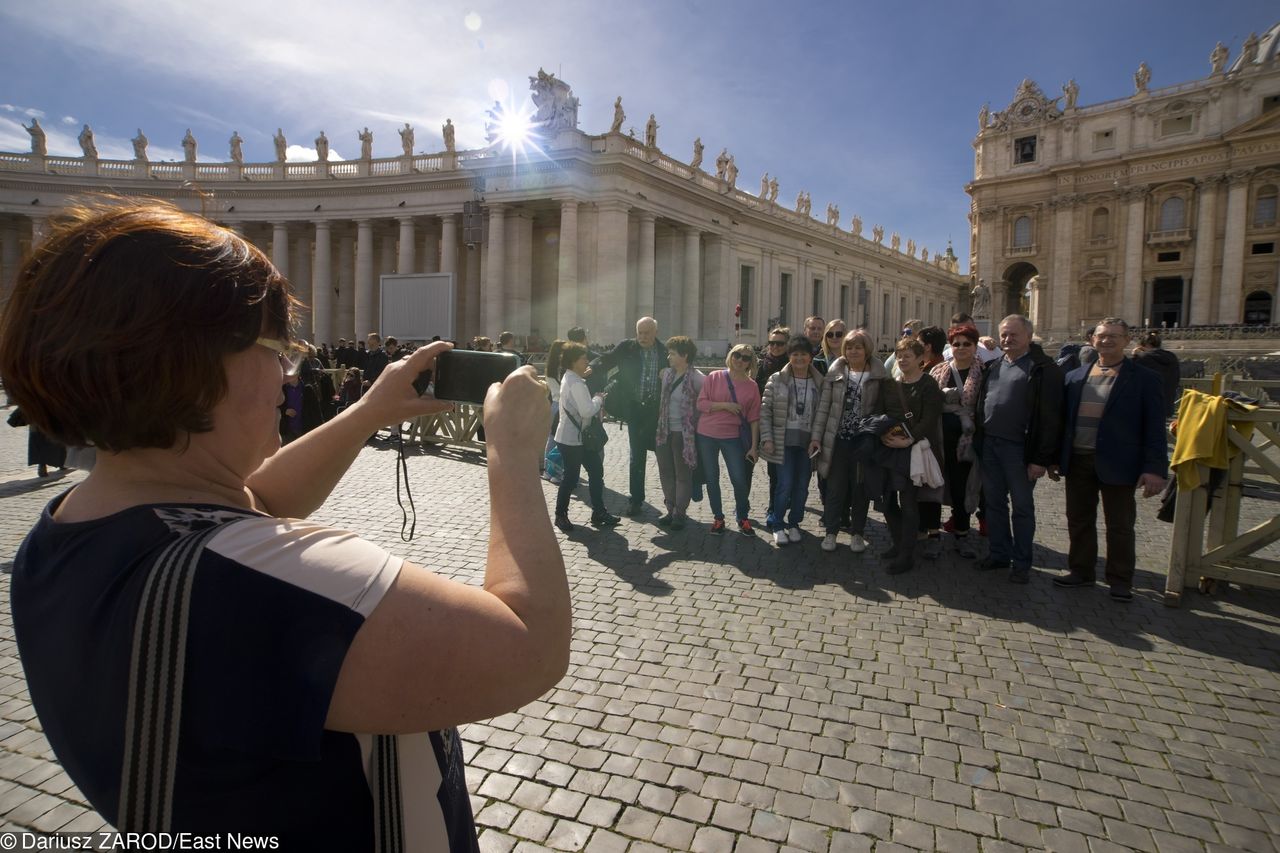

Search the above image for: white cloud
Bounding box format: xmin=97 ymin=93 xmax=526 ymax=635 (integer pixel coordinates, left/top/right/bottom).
xmin=61 ymin=116 xmax=76 ymax=125
xmin=285 ymin=144 xmax=345 ymax=162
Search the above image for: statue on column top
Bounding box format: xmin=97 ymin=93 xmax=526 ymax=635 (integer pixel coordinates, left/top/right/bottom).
xmin=78 ymin=124 xmax=98 ymax=158
xmin=274 ymin=128 xmax=287 ymax=162
xmin=825 ymin=203 xmax=838 ymax=226
xmin=25 ymin=118 xmax=46 ymax=157
xmin=315 ymin=131 xmax=329 ymax=162
xmin=922 ymin=248 xmax=930 ymax=263
xmin=851 ymin=214 xmax=863 ymax=237
xmin=906 ymin=238 xmax=915 ymax=257
xmin=890 ymin=232 xmax=901 ymax=252
xmin=1242 ymin=32 xmax=1260 ymax=65
xmin=1133 ymin=61 xmax=1151 ymax=94
xmin=690 ymin=137 xmax=703 ymax=169
xmin=358 ymin=127 xmax=373 ymax=161
xmin=725 ymin=155 xmax=738 ymax=189
xmin=872 ymin=225 xmax=884 ymax=244
xmin=715 ymin=148 xmax=728 ymax=180
xmin=1063 ymin=79 xmax=1079 ymax=110
xmin=132 ymin=129 xmax=148 ymax=161
xmin=1210 ymin=42 xmax=1229 ymax=75
xmin=399 ymin=123 xmax=414 ymax=157
xmin=795 ymin=191 xmax=805 ymax=213
xmin=768 ymin=176 xmax=779 ymax=203
xmin=760 ymin=172 xmax=770 ymax=198
xmin=229 ymin=131 xmax=243 ymax=164
xmin=970 ymin=278 xmax=991 ymax=318
xmin=644 ymin=113 xmax=658 ymax=148
xmin=182 ymin=129 xmax=197 ymax=163
xmin=803 ymin=192 xmax=812 ymax=216
xmin=442 ymin=119 xmax=456 ymax=153
xmin=978 ymin=102 xmax=990 ymax=131
xmin=610 ymin=96 xmax=625 ymax=133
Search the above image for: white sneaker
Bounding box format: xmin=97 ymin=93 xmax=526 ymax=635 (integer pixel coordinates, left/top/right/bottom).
xmin=787 ymin=527 xmax=802 ymax=543
xmin=774 ymin=530 xmax=789 ymax=547
xmin=821 ymin=534 xmax=838 ymax=552
xmin=850 ymin=534 xmax=868 ymax=553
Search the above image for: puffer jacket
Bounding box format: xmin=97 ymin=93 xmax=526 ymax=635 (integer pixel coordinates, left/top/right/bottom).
xmin=758 ymin=362 xmax=826 ymax=465
xmin=811 ymin=356 xmax=888 ymax=478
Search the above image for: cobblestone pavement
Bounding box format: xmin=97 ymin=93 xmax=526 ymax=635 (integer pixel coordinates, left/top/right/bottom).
xmin=1 ymin=409 xmax=1279 ymax=852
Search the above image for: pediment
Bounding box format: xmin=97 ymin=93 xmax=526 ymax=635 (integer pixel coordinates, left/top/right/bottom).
xmin=1225 ymin=108 xmax=1280 ymax=140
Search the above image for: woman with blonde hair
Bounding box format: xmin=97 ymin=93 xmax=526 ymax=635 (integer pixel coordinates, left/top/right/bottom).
xmin=814 ymin=318 xmax=847 ymax=375
xmin=695 ymin=343 xmax=761 ymax=534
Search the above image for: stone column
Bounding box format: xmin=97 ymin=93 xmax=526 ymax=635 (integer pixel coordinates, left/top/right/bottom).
xmin=397 ymin=217 xmax=415 ymax=276
xmin=595 ymin=203 xmax=631 ymax=344
xmin=483 ymin=204 xmax=506 ymax=337
xmin=510 ymin=211 xmax=533 ymax=335
xmin=311 ymin=221 xmax=333 ymax=345
xmin=683 ymin=227 xmax=702 ymax=339
xmin=1049 ymin=197 xmax=1076 ymax=335
xmin=556 ymin=200 xmax=579 ymax=335
xmin=1120 ymin=187 xmax=1148 ymax=326
xmin=354 ymin=219 xmax=375 ymax=340
xmin=30 ymin=215 xmax=48 ymax=247
xmin=636 ymin=211 xmax=657 ymax=321
xmin=337 ymin=229 xmax=355 ymax=341
xmin=1028 ymin=276 xmax=1047 ymax=332
xmin=1 ymin=219 xmax=20 ymax=297
xmin=1190 ymin=177 xmax=1221 ymax=326
xmin=440 ymin=214 xmax=459 ymax=275
xmin=291 ymin=233 xmax=312 ymax=335
xmin=271 ymin=222 xmax=290 ymax=279
xmin=421 ymin=219 xmax=440 ymax=274
xmin=1217 ymin=171 xmax=1252 ymax=325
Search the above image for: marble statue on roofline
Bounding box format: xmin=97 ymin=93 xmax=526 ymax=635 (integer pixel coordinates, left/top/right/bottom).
xmin=851 ymin=215 xmax=862 ymax=237
xmin=690 ymin=137 xmax=703 ymax=169
xmin=1134 ymin=62 xmax=1151 ymax=95
xmin=78 ymin=124 xmax=97 ymax=158
xmin=826 ymin=204 xmax=839 ymax=226
xmin=315 ymin=131 xmax=329 ymax=162
xmin=25 ymin=119 xmax=46 ymax=157
xmin=131 ymin=129 xmax=147 ymax=161
xmin=443 ymin=119 xmax=455 ymax=153
xmin=358 ymin=127 xmax=373 ymax=161
xmin=399 ymin=123 xmax=414 ymax=157
xmin=610 ymin=97 xmax=625 ymax=133
xmin=229 ymin=131 xmax=243 ymax=164
xmin=715 ymin=148 xmax=729 ymax=180
xmin=528 ymin=69 xmax=579 ymax=132
xmin=890 ymin=233 xmax=901 ymax=252
xmin=922 ymin=248 xmax=930 ymax=263
xmin=182 ymin=129 xmax=197 ymax=163
xmin=1210 ymin=42 xmax=1229 ymax=75
xmin=1063 ymin=79 xmax=1079 ymax=110
xmin=906 ymin=239 xmax=915 ymax=258
xmin=760 ymin=173 xmax=770 ymax=199
xmin=645 ymin=114 xmax=658 ymax=148
xmin=768 ymin=176 xmax=778 ymax=203
xmin=1243 ymin=32 xmax=1260 ymax=65
xmin=872 ymin=225 xmax=884 ymax=244
xmin=725 ymin=155 xmax=738 ymax=188
xmin=978 ymin=102 xmax=989 ymax=131
xmin=274 ymin=128 xmax=287 ymax=162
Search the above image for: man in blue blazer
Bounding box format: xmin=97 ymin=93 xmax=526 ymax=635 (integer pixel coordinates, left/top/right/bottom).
xmin=1050 ymin=318 xmax=1168 ymax=602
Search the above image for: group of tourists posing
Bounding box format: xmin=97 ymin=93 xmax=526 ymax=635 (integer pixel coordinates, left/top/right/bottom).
xmin=544 ymin=311 xmax=1170 ymax=598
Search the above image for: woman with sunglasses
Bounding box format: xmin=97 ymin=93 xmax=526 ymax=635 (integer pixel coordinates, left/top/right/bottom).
xmin=696 ymin=344 xmax=761 ymax=534
xmin=930 ymin=324 xmax=983 ymax=558
xmin=0 ymin=201 xmax=562 ymax=849
xmin=814 ymin=319 xmax=847 ymax=375
xmin=810 ymin=329 xmax=888 ymax=554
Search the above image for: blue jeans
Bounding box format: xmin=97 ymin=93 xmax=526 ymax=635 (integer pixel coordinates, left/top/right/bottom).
xmin=981 ymin=435 xmax=1037 ymax=572
xmin=767 ymin=446 xmax=811 ymax=529
xmin=697 ymin=433 xmax=752 ymax=522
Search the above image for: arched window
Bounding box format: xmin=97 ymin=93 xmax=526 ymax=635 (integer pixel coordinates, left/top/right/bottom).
xmin=1091 ymin=207 xmax=1110 ymax=239
xmin=1245 ymin=291 xmax=1272 ymax=325
xmin=1256 ymin=185 xmax=1278 ymax=227
xmin=1012 ymin=216 xmax=1032 ymax=248
xmin=1160 ymin=196 xmax=1186 ymax=231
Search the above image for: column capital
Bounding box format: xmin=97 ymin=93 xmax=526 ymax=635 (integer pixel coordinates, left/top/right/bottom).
xmin=397 ymin=215 xmax=414 ymax=225
xmin=635 ymin=210 xmax=657 ymax=223
xmin=313 ymin=219 xmax=332 ymax=229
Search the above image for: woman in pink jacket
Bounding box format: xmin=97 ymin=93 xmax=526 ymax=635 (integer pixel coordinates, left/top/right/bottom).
xmin=695 ymin=344 xmax=761 ymax=534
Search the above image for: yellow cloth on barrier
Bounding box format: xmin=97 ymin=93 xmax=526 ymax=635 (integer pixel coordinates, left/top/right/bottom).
xmin=1170 ymin=389 xmax=1257 ymax=490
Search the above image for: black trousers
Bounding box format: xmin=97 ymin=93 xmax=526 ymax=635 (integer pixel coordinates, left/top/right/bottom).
xmin=556 ymin=442 xmax=606 ymax=517
xmin=883 ymin=483 xmax=920 ymax=569
xmin=822 ymin=439 xmax=872 ymax=535
xmin=1066 ymin=451 xmax=1137 ymax=586
xmin=626 ymin=401 xmax=659 ymax=504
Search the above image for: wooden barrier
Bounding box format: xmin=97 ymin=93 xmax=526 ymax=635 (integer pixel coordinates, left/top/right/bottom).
xmin=1166 ymin=404 xmax=1280 ymax=606
xmin=404 ymin=404 xmax=485 ymax=452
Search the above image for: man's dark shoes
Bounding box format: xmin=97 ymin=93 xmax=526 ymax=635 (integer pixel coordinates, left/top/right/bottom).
xmin=625 ymin=501 xmax=644 ymax=517
xmin=975 ymin=557 xmax=1010 ymax=572
xmin=554 ymin=513 xmax=575 ymax=532
xmin=1054 ymin=572 xmax=1095 ymax=589
xmin=879 ymin=546 xmax=900 ymax=560
xmin=1008 ymin=569 xmax=1030 ymax=584
xmin=885 ymin=560 xmax=915 ymax=575
xmin=657 ymin=513 xmax=674 ymax=528
xmin=1110 ymin=583 xmax=1134 ymax=602
xmin=671 ymin=517 xmax=686 ymax=531
xmin=592 ymin=512 xmax=621 ymax=527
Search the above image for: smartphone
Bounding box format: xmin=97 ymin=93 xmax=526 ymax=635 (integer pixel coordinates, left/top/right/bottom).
xmin=415 ymin=350 xmax=520 ymax=404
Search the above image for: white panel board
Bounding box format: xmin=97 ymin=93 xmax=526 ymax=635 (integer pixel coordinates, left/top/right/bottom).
xmin=379 ymin=273 xmax=455 ymax=341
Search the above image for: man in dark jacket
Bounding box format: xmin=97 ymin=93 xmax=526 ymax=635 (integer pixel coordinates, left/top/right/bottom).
xmin=1132 ymin=331 xmax=1181 ymax=417
xmin=1050 ymin=319 xmax=1167 ymax=602
xmin=973 ymin=314 xmax=1065 ymax=583
xmin=591 ymin=316 xmax=667 ymax=516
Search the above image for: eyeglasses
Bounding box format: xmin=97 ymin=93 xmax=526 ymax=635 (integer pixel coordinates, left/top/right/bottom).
xmin=1094 ymin=333 xmax=1126 ymax=342
xmin=768 ymin=340 xmax=787 ymax=347
xmin=731 ymin=352 xmax=753 ymax=362
xmin=256 ymin=337 xmax=306 ymax=377
xmin=826 ymin=330 xmax=845 ymax=339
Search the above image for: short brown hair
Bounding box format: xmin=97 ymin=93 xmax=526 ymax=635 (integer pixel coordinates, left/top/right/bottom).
xmin=665 ymin=335 xmax=698 ymax=361
xmin=0 ymin=200 xmax=296 ymax=451
xmin=560 ymin=342 xmax=588 ymax=371
xmin=895 ymin=338 xmax=925 ymax=358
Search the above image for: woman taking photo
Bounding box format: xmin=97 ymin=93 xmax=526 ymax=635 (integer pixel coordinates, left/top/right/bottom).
xmin=554 ymin=341 xmax=621 ymax=531
xmin=695 ymin=343 xmax=761 ymax=534
xmin=930 ymin=324 xmax=983 ymax=559
xmin=880 ymin=338 xmax=945 ymax=575
xmin=654 ymin=335 xmax=705 ymax=530
xmin=0 ymin=201 xmax=564 ymax=850
xmin=810 ymin=329 xmax=888 ymax=554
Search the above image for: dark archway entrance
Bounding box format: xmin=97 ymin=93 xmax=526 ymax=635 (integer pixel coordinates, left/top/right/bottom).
xmin=1150 ymin=277 xmax=1184 ymax=327
xmin=1001 ymin=261 xmax=1039 ymax=320
xmin=1245 ymin=290 xmax=1273 ymax=325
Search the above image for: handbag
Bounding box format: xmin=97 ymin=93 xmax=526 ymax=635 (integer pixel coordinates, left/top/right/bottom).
xmin=565 ymin=408 xmax=608 ymax=453
xmin=724 ymin=371 xmax=755 ymax=465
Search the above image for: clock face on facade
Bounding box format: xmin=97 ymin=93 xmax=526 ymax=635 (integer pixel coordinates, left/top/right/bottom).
xmin=1014 ymin=98 xmax=1040 ymax=121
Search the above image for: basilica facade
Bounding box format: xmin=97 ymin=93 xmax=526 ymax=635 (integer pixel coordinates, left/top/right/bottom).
xmin=0 ymin=72 xmax=964 ymax=352
xmin=968 ymin=23 xmax=1280 ymax=340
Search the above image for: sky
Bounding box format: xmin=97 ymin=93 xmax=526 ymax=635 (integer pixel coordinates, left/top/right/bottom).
xmin=2 ymin=1 xmax=1276 ymax=272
